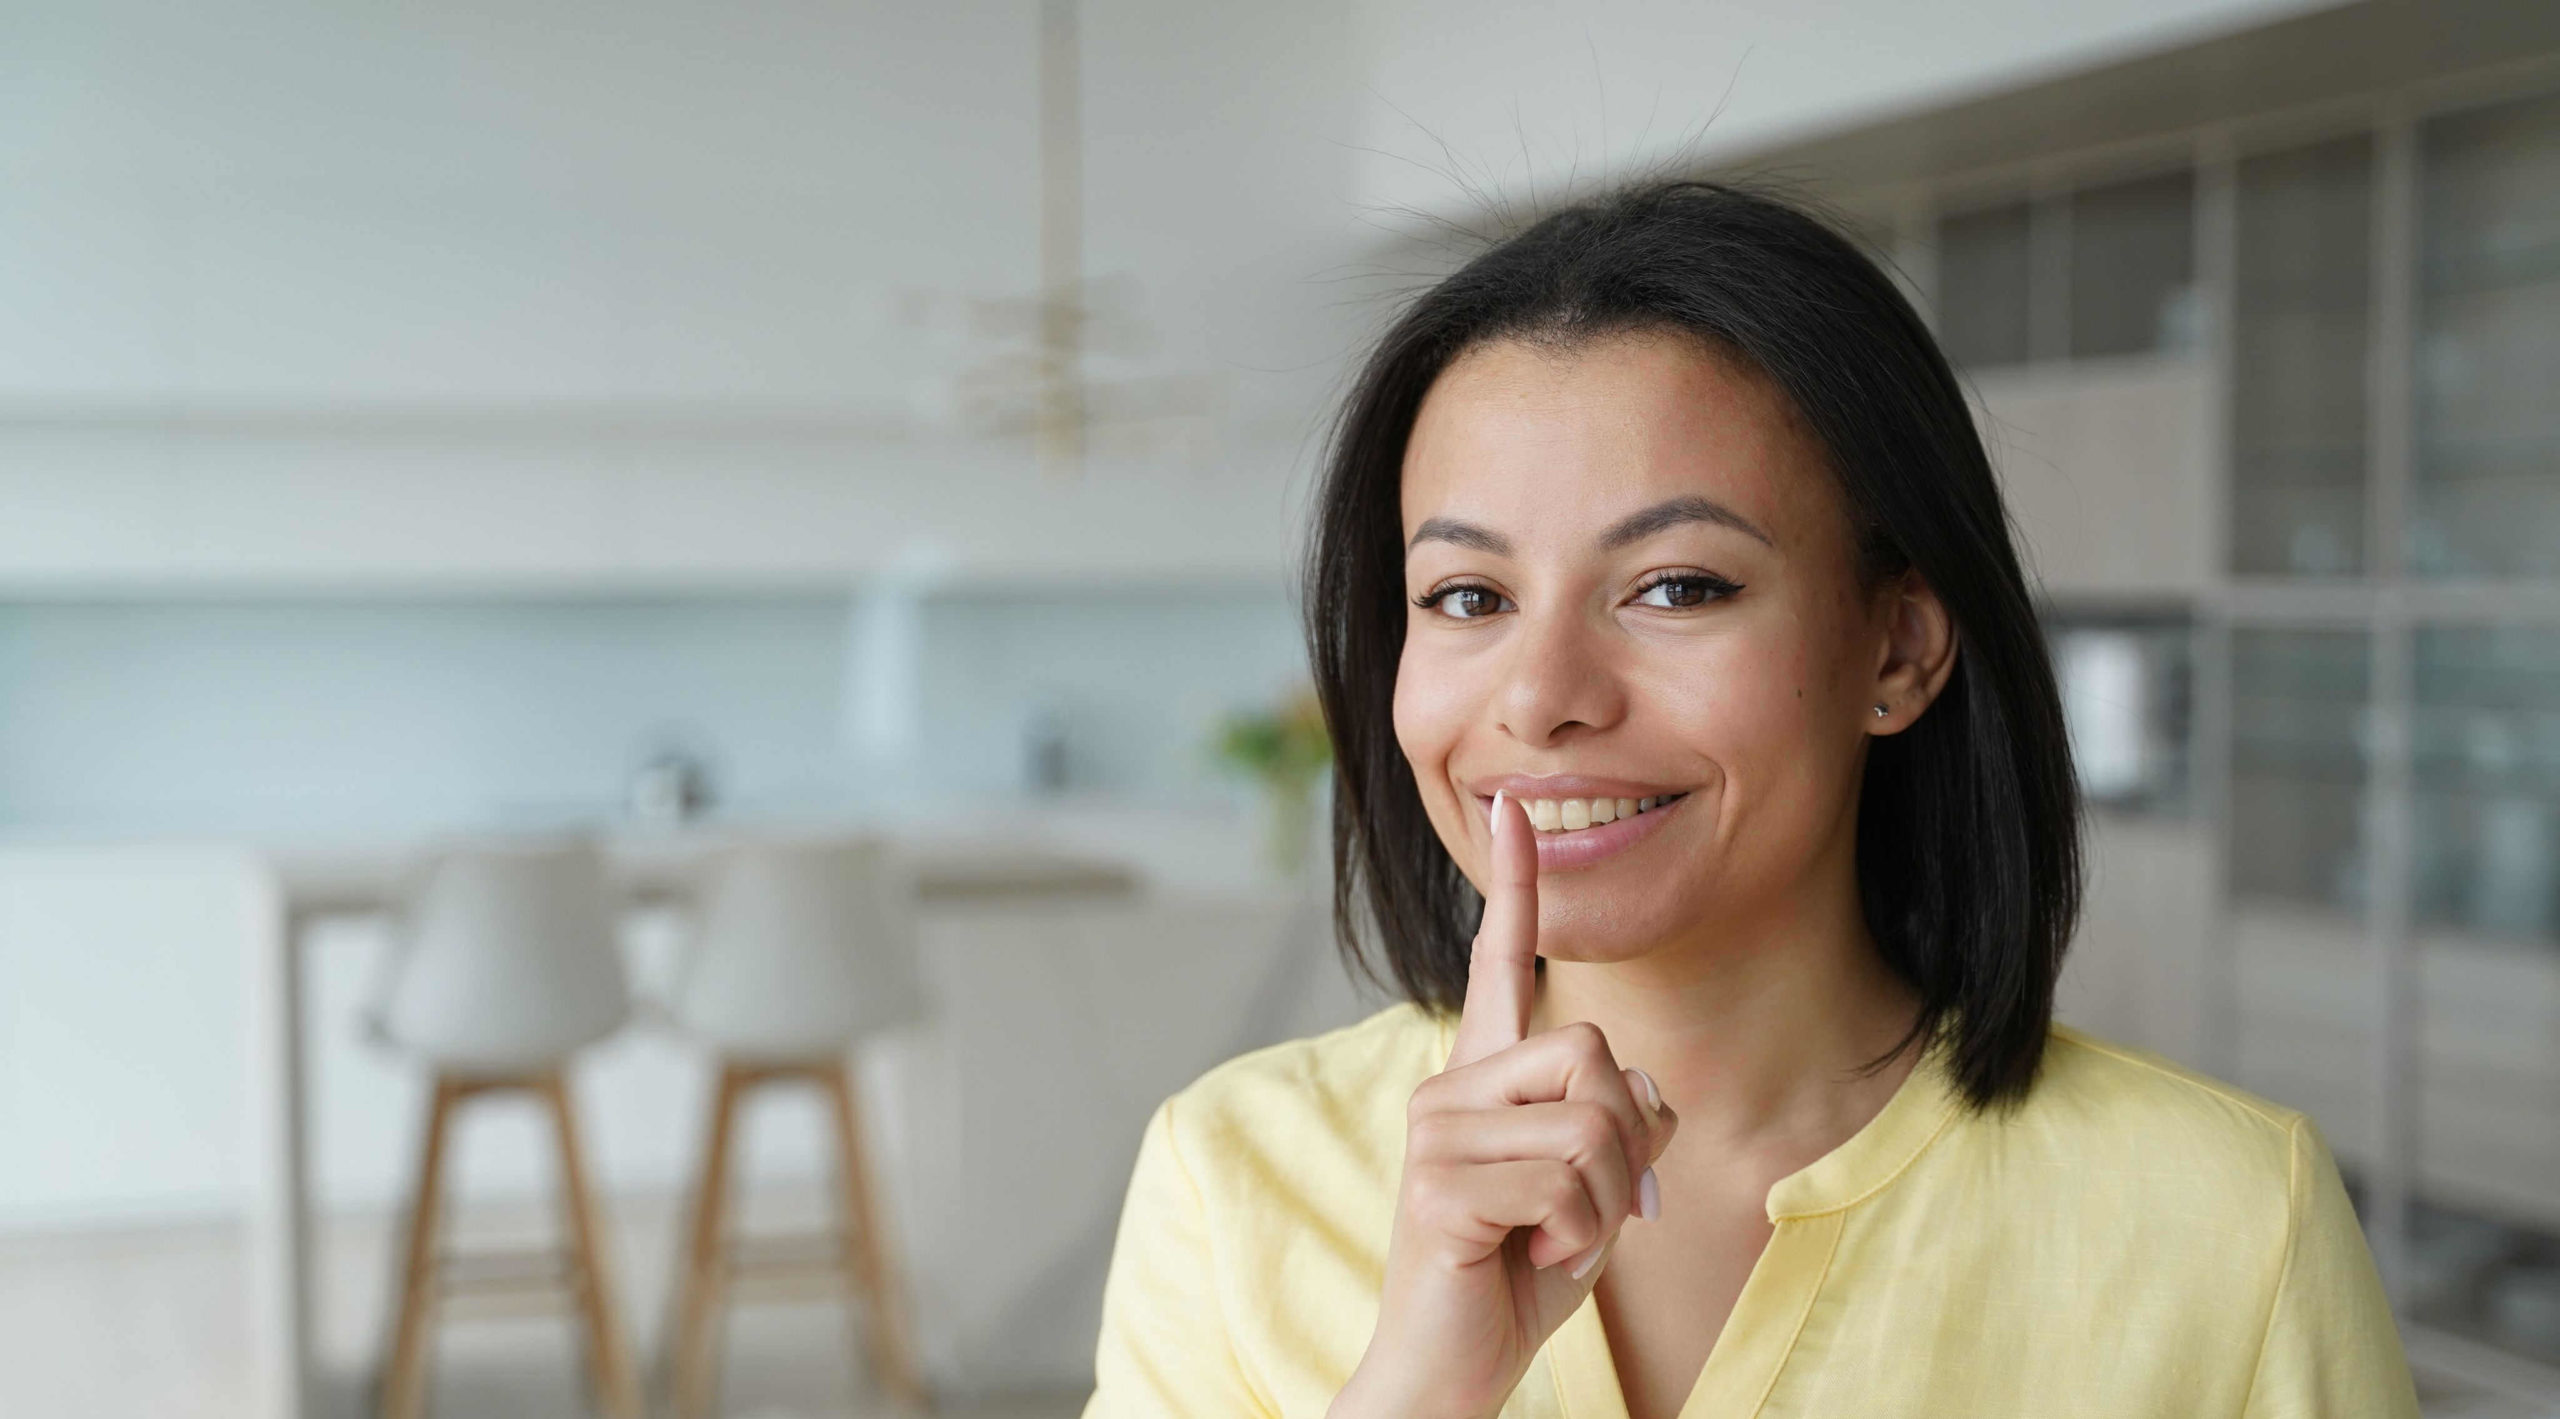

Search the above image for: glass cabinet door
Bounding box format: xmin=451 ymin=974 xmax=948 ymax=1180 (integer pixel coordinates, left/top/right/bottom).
xmin=2405 ymin=624 xmax=2560 ymax=1364
xmin=2232 ymin=137 xmax=2373 ymax=578
xmin=1936 ymin=201 xmax=2034 ymax=371
xmin=2413 ymin=90 xmax=2560 ymax=578
xmin=2069 ymin=169 xmax=2200 ymax=360
xmin=2229 ymin=628 xmax=2374 ymax=911
xmin=2225 ymin=628 xmax=2378 ymax=1172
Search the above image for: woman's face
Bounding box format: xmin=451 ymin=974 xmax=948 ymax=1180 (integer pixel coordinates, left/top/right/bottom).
xmin=1393 ymin=330 xmax=1951 ymax=963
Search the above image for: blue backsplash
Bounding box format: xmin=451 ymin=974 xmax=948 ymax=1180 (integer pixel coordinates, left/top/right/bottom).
xmin=0 ymin=581 xmax=1309 ymax=836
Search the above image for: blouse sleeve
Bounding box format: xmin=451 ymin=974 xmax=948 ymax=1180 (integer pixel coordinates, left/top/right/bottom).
xmin=1083 ymin=1094 xmax=1275 ymax=1419
xmin=2239 ymin=1115 xmax=2423 ymax=1419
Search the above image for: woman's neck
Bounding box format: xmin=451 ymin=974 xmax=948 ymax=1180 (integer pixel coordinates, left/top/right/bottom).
xmin=1526 ymin=866 xmax=1924 ymax=1162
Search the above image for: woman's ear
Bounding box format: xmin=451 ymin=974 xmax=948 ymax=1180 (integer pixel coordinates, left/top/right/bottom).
xmin=1867 ymin=571 xmax=1957 ymax=733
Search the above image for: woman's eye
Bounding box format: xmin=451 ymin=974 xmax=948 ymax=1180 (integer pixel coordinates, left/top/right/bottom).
xmin=1416 ymin=584 xmax=1511 ymax=619
xmin=1632 ymin=574 xmax=1738 ymax=609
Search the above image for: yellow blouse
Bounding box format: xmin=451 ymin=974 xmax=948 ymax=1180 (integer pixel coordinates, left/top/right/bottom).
xmin=1083 ymin=1001 xmax=2421 ymax=1419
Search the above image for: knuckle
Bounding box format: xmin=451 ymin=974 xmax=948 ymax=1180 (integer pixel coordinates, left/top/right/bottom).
xmin=1406 ymin=1109 xmax=1455 ymax=1158
xmin=1557 ymin=1019 xmax=1614 ymax=1065
xmin=1406 ymin=1077 xmax=1444 ymax=1123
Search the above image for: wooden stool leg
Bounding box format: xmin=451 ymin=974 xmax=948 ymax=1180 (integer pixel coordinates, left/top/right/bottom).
xmin=671 ymin=1064 xmax=745 ymax=1419
xmin=382 ymin=1076 xmax=459 ymax=1419
xmin=820 ymin=1060 xmax=929 ymax=1411
xmin=539 ymin=1071 xmax=643 ymax=1419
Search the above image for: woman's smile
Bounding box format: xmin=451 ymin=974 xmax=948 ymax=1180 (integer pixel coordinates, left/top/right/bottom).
xmin=1467 ymin=778 xmax=1694 ymax=871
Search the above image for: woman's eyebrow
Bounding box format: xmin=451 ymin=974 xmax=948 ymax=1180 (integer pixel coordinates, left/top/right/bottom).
xmin=1407 ymin=517 xmax=1512 ymax=555
xmin=1597 ymin=495 xmax=1776 ymax=550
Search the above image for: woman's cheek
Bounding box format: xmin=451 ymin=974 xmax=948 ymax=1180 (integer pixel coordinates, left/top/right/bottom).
xmin=1392 ymin=639 xmax=1469 ymax=760
xmin=1391 ymin=639 xmax=1471 ymax=821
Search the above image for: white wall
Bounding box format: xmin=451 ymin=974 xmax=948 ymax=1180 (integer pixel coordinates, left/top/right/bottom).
xmin=1 ymin=0 xmax=2346 ymax=590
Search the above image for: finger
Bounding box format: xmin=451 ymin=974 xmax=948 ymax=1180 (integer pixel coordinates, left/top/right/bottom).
xmin=1622 ymin=1067 xmax=1681 ymax=1167
xmin=1406 ymin=1158 xmax=1602 ymax=1270
xmin=1424 ymin=1022 xmax=1656 ymax=1189
xmin=1567 ymin=1231 xmax=1615 ymax=1282
xmin=1405 ymin=1102 xmax=1635 ymax=1240
xmin=1445 ymin=789 xmax=1539 ymax=1069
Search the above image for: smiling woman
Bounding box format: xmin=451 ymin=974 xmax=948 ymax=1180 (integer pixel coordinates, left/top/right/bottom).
xmin=1082 ymin=180 xmax=2420 ymax=1419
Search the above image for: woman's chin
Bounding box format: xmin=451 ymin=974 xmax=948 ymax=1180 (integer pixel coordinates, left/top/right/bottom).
xmin=1531 ymin=871 xmax=1703 ymax=959
xmin=1530 ymin=916 xmax=1683 ymax=967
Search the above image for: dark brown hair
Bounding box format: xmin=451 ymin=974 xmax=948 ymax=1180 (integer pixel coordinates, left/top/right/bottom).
xmin=1302 ymin=178 xmax=2083 ymax=1112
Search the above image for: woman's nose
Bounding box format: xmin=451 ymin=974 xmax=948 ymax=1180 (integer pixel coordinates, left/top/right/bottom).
xmin=1493 ymin=603 xmax=1627 ymax=747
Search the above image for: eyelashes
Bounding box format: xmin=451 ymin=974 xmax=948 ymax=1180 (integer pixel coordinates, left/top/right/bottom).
xmin=1412 ymin=582 xmax=1510 ymax=619
xmin=1413 ymin=570 xmax=1744 ymax=620
xmin=1628 ymin=569 xmax=1744 ymax=609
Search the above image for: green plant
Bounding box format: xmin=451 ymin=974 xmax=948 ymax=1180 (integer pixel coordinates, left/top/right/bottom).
xmin=1212 ymin=687 xmax=1333 ymax=789
xmin=1211 ymin=688 xmax=1333 ymax=874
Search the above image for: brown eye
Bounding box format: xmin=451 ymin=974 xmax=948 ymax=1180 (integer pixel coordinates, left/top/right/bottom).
xmin=1632 ymin=573 xmax=1740 ymax=609
xmin=1415 ymin=583 xmax=1512 ymax=619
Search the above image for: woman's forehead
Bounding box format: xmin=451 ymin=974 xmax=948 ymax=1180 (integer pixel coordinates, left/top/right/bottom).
xmin=1399 ymin=332 xmax=1824 ymax=545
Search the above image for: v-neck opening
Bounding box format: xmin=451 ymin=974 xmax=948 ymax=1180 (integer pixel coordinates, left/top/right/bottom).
xmin=1550 ymin=1210 xmax=1845 ymax=1419
xmin=1536 ymin=1032 xmax=1964 ymax=1419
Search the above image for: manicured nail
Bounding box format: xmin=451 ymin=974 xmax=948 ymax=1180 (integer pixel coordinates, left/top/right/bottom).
xmin=1569 ymin=1239 xmax=1607 ymax=1280
xmin=1630 ymin=1066 xmax=1662 ymax=1116
xmin=1638 ymin=1167 xmax=1661 ymax=1222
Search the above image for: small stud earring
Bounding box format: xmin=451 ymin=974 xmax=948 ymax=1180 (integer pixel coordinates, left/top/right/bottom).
xmin=1873 ymin=703 xmax=1889 ymax=718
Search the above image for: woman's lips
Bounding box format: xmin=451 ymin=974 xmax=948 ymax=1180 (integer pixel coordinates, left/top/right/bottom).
xmin=1479 ymin=789 xmax=1689 ymax=872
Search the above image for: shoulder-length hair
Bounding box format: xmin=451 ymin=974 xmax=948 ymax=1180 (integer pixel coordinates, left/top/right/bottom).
xmin=1303 ymin=178 xmax=2082 ymax=1113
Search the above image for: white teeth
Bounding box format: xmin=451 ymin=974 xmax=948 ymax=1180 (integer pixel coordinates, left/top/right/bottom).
xmin=1502 ymin=794 xmax=1683 ymax=833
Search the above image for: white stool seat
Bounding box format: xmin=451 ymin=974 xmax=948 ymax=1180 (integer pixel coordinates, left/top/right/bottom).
xmin=376 ymin=838 xmax=632 ymax=1072
xmin=667 ymin=836 xmax=923 ymax=1059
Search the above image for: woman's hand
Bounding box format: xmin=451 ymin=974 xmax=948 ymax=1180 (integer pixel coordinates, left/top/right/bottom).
xmin=1330 ymin=792 xmax=1679 ymax=1419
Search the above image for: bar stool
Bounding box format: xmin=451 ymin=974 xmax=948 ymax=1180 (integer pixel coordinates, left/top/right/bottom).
xmin=368 ymin=838 xmax=642 ymax=1419
xmin=663 ymin=836 xmax=930 ymax=1416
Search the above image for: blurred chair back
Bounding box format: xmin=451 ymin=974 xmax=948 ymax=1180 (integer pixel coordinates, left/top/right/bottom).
xmin=662 ymin=834 xmax=932 ymax=1413
xmin=668 ymin=836 xmax=923 ymax=1058
xmin=377 ymin=838 xmax=631 ymax=1071
xmin=371 ymin=836 xmax=643 ymax=1419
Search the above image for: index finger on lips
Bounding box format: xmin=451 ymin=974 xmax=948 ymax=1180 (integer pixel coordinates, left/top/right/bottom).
xmin=1446 ymin=789 xmax=1539 ymax=1070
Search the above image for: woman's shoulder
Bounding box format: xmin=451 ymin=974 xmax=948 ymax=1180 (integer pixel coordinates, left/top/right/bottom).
xmin=1156 ymin=1000 xmax=1449 ymax=1178
xmin=2011 ymin=1021 xmax=2317 ymax=1201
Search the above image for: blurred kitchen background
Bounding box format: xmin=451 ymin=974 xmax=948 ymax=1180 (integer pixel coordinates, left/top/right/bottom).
xmin=5 ymin=0 xmax=2559 ymax=1415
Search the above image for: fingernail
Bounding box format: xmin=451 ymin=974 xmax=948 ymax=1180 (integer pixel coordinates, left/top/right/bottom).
xmin=1569 ymin=1239 xmax=1608 ymax=1281
xmin=1630 ymin=1066 xmax=1662 ymax=1116
xmin=1491 ymin=789 xmax=1507 ymax=830
xmin=1638 ymin=1167 xmax=1661 ymax=1222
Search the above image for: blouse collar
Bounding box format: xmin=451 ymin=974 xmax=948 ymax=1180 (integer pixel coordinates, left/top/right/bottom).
xmin=1427 ymin=1008 xmax=1967 ymax=1222
xmin=1759 ymin=1034 xmax=1965 ymax=1221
